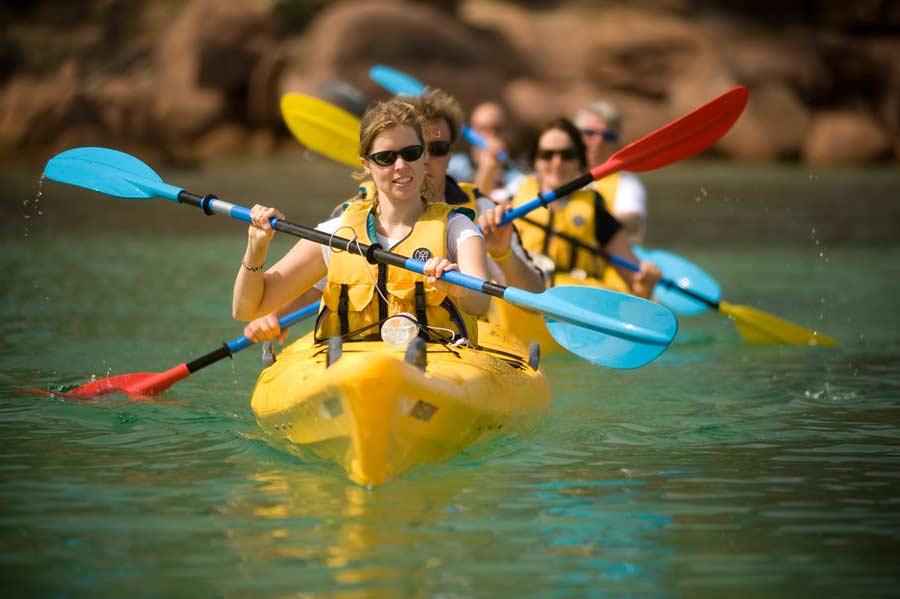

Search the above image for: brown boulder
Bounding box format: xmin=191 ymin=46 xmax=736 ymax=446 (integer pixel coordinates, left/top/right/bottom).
xmin=192 ymin=123 xmax=249 ymax=160
xmin=720 ymin=27 xmax=830 ymax=97
xmin=802 ymin=110 xmax=891 ymax=166
xmin=278 ymin=0 xmax=528 ymax=112
xmin=0 ymin=61 xmax=96 ymax=149
xmin=462 ymin=3 xmax=703 ymax=99
xmin=153 ymin=0 xmax=277 ymax=140
xmin=716 ymin=83 xmax=811 ymax=161
xmin=86 ymin=71 xmax=159 ymax=143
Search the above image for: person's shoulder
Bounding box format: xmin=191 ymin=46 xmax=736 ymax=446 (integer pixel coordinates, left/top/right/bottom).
xmin=318 ymin=214 xmax=343 ymax=232
xmin=448 ymin=210 xmax=480 ymax=230
xmin=619 ymin=171 xmax=647 ymax=192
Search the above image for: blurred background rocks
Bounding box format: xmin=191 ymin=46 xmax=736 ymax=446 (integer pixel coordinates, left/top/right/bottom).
xmin=1 ymin=0 xmax=897 ymax=167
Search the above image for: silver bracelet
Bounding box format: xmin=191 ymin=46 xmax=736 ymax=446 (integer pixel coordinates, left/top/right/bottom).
xmin=241 ymin=259 xmax=265 ymax=272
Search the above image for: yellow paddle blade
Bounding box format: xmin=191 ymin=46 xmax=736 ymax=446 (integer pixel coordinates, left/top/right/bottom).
xmin=280 ymin=93 xmax=361 ymax=167
xmin=719 ymin=301 xmax=840 ymax=347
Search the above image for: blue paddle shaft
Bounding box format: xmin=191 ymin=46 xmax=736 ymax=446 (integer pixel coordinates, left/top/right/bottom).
xmin=177 ymin=192 xmax=671 ymax=346
xmin=498 ymin=172 xmax=595 ymax=227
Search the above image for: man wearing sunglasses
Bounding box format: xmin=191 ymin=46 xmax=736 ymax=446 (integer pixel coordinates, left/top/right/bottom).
xmin=447 ymin=101 xmax=526 ymax=203
xmin=574 ymin=100 xmax=648 ymax=245
xmin=407 ymin=90 xmax=546 ymax=295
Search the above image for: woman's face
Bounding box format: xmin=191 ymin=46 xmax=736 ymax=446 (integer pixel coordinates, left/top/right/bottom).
xmin=534 ymin=128 xmax=581 ymax=192
xmin=423 ymin=117 xmax=452 ymax=191
xmin=363 ymin=124 xmax=426 ymax=204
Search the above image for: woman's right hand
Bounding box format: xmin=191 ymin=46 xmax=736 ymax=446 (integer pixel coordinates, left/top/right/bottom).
xmin=243 ymin=312 xmax=289 ymax=344
xmin=248 ymin=204 xmax=285 ymax=243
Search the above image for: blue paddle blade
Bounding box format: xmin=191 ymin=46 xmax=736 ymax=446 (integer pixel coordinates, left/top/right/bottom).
xmin=44 ymin=147 xmax=182 ymax=201
xmin=526 ymin=286 xmax=677 ymax=369
xmin=369 ymin=65 xmax=426 ymax=96
xmin=633 ymin=246 xmax=722 ymax=316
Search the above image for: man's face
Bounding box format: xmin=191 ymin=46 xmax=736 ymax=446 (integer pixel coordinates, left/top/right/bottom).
xmin=424 ymin=117 xmax=452 ymax=187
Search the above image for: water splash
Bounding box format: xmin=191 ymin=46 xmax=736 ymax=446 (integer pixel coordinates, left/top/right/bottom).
xmin=24 ymin=175 xmax=47 ymax=238
xmin=694 ymin=186 xmax=708 ymax=203
xmin=809 ymin=227 xmax=832 ymax=327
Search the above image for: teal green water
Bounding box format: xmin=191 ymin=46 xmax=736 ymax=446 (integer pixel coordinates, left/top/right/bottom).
xmin=2 ymin=159 xmax=899 ymax=597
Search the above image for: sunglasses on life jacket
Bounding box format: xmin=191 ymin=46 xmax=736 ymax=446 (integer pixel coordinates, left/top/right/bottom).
xmin=536 ymin=148 xmax=579 ymax=161
xmin=427 ymin=141 xmax=452 ymax=157
xmin=366 ymin=144 xmax=425 ymax=167
xmin=580 ymin=128 xmax=619 ymax=142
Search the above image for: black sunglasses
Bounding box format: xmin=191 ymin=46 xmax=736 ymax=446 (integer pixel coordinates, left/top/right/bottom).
xmin=580 ymin=128 xmax=619 ymax=142
xmin=366 ymin=144 xmax=425 ymax=167
xmin=536 ymin=148 xmax=579 ymax=161
xmin=427 ymin=140 xmax=452 ymax=157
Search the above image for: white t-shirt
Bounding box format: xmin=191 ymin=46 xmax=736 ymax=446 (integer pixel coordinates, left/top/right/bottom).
xmin=611 ymin=171 xmax=647 ymax=218
xmin=313 ymin=212 xmax=483 ymax=290
xmin=503 ymin=171 xmax=647 ymax=219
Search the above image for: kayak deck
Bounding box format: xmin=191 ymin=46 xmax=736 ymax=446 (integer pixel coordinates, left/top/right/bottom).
xmin=251 ymin=321 xmax=551 ymax=487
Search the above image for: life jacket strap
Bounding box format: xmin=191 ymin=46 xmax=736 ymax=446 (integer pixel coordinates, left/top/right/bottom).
xmin=414 ymin=281 xmax=428 ymax=333
xmin=338 ymin=284 xmax=350 ymax=336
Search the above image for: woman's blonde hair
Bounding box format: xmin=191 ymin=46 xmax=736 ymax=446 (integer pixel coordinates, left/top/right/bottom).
xmin=358 ymin=98 xmax=425 ymax=158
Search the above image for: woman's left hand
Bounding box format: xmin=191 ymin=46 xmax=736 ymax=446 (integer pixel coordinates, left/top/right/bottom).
xmin=633 ymin=260 xmax=662 ymax=299
xmin=478 ymin=201 xmax=514 ymax=259
xmin=423 ymin=256 xmax=460 ymax=297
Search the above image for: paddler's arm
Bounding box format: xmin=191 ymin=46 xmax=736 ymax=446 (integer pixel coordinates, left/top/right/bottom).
xmin=233 ymin=204 xmax=327 ymax=322
xmin=242 ymin=288 xmax=322 ymax=344
xmin=604 ymin=230 xmax=661 ymax=300
xmin=423 ymin=236 xmax=491 ymax=317
xmin=478 ymin=201 xmax=546 ymax=293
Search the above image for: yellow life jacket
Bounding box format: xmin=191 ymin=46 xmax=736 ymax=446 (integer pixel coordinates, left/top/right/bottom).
xmin=511 ymin=175 xmax=610 ymax=277
xmin=315 ymin=199 xmax=479 ymax=345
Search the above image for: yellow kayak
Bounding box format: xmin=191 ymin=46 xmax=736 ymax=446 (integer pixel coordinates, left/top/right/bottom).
xmin=251 ymin=321 xmax=551 ymax=487
xmin=488 ymin=270 xmax=630 ymax=353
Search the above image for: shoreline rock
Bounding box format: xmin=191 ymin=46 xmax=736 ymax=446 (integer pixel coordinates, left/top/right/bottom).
xmin=1 ymin=0 xmax=897 ymax=167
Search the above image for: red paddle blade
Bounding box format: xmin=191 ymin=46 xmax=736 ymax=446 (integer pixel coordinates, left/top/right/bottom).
xmin=23 ymin=364 xmax=191 ymax=400
xmin=68 ymin=372 xmax=162 ymax=397
xmin=592 ymin=86 xmax=748 ymax=179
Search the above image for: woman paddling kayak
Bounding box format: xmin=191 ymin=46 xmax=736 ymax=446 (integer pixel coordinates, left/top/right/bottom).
xmin=508 ymin=117 xmax=661 ymax=299
xmin=242 ymin=89 xmax=545 ymax=345
xmin=233 ymin=98 xmax=490 ymax=344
